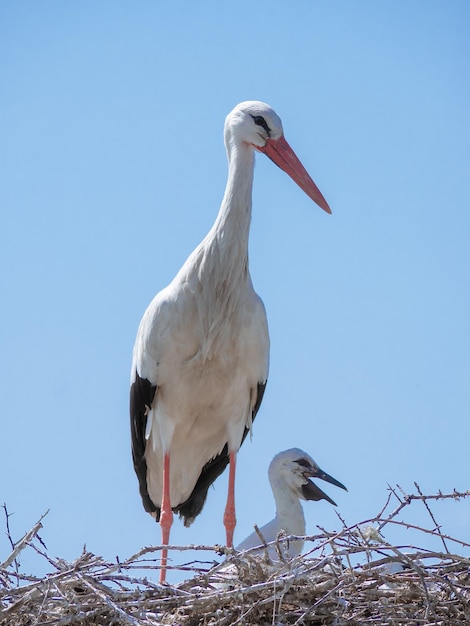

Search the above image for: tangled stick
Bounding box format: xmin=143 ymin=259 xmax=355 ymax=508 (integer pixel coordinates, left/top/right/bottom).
xmin=1 ymin=486 xmax=469 ymax=625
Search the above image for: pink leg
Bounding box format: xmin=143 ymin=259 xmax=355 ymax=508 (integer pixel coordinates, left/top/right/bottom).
xmin=223 ymin=451 xmax=237 ymax=547
xmin=159 ymin=452 xmax=173 ymax=583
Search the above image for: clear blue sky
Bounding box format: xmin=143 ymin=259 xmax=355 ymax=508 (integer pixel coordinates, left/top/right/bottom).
xmin=1 ymin=2 xmax=469 ymax=581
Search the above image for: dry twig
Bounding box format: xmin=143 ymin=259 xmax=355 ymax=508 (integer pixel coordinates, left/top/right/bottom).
xmin=1 ymin=486 xmax=469 ymax=625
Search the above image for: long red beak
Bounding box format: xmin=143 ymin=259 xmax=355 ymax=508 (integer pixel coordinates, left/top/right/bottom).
xmin=258 ymin=135 xmax=331 ymax=214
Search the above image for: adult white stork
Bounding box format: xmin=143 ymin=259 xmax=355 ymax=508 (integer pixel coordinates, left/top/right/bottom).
xmin=130 ymin=101 xmax=331 ymax=582
xmin=237 ymin=448 xmax=347 ymax=559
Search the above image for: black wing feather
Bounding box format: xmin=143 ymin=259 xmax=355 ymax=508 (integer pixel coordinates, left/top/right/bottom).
xmin=130 ymin=372 xmax=158 ymax=514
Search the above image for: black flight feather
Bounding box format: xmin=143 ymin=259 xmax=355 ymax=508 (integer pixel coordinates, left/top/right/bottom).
xmin=129 ymin=372 xmax=157 ymax=514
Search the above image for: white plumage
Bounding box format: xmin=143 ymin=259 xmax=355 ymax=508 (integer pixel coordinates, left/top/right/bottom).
xmin=237 ymin=448 xmax=347 ymax=559
xmin=129 ymin=102 xmax=331 ymax=581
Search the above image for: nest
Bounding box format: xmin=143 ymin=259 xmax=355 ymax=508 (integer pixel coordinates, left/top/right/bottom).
xmin=1 ymin=485 xmax=469 ymax=625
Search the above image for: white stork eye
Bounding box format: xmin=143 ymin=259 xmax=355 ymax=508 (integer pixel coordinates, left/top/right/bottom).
xmin=251 ymin=114 xmax=271 ymax=136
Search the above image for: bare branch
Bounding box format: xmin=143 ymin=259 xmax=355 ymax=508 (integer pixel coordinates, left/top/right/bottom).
xmin=0 ymin=510 xmax=49 ymax=570
xmin=1 ymin=489 xmax=469 ymax=625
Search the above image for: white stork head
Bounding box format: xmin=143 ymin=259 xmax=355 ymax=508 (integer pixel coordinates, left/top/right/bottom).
xmin=268 ymin=448 xmax=347 ymax=506
xmin=224 ymin=101 xmax=331 ymax=213
xmin=225 ymin=100 xmax=284 ymax=146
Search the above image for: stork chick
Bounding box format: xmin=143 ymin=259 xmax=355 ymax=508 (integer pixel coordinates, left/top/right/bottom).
xmin=237 ymin=448 xmax=347 ymax=559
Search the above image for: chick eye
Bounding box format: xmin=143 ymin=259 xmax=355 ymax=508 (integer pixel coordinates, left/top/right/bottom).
xmin=251 ymin=115 xmax=271 ymax=136
xmin=295 ymin=458 xmax=312 ymax=469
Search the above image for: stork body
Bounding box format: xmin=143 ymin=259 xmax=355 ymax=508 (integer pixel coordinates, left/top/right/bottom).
xmin=130 ymin=102 xmax=331 ymax=581
xmin=237 ymin=448 xmax=347 ymax=559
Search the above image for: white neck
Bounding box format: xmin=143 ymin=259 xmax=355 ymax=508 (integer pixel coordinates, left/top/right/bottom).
xmin=175 ymin=139 xmax=257 ymax=358
xmin=196 ymin=141 xmax=256 ymax=301
xmin=210 ymin=140 xmax=255 ymax=264
xmin=272 ymin=486 xmax=306 ymax=537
